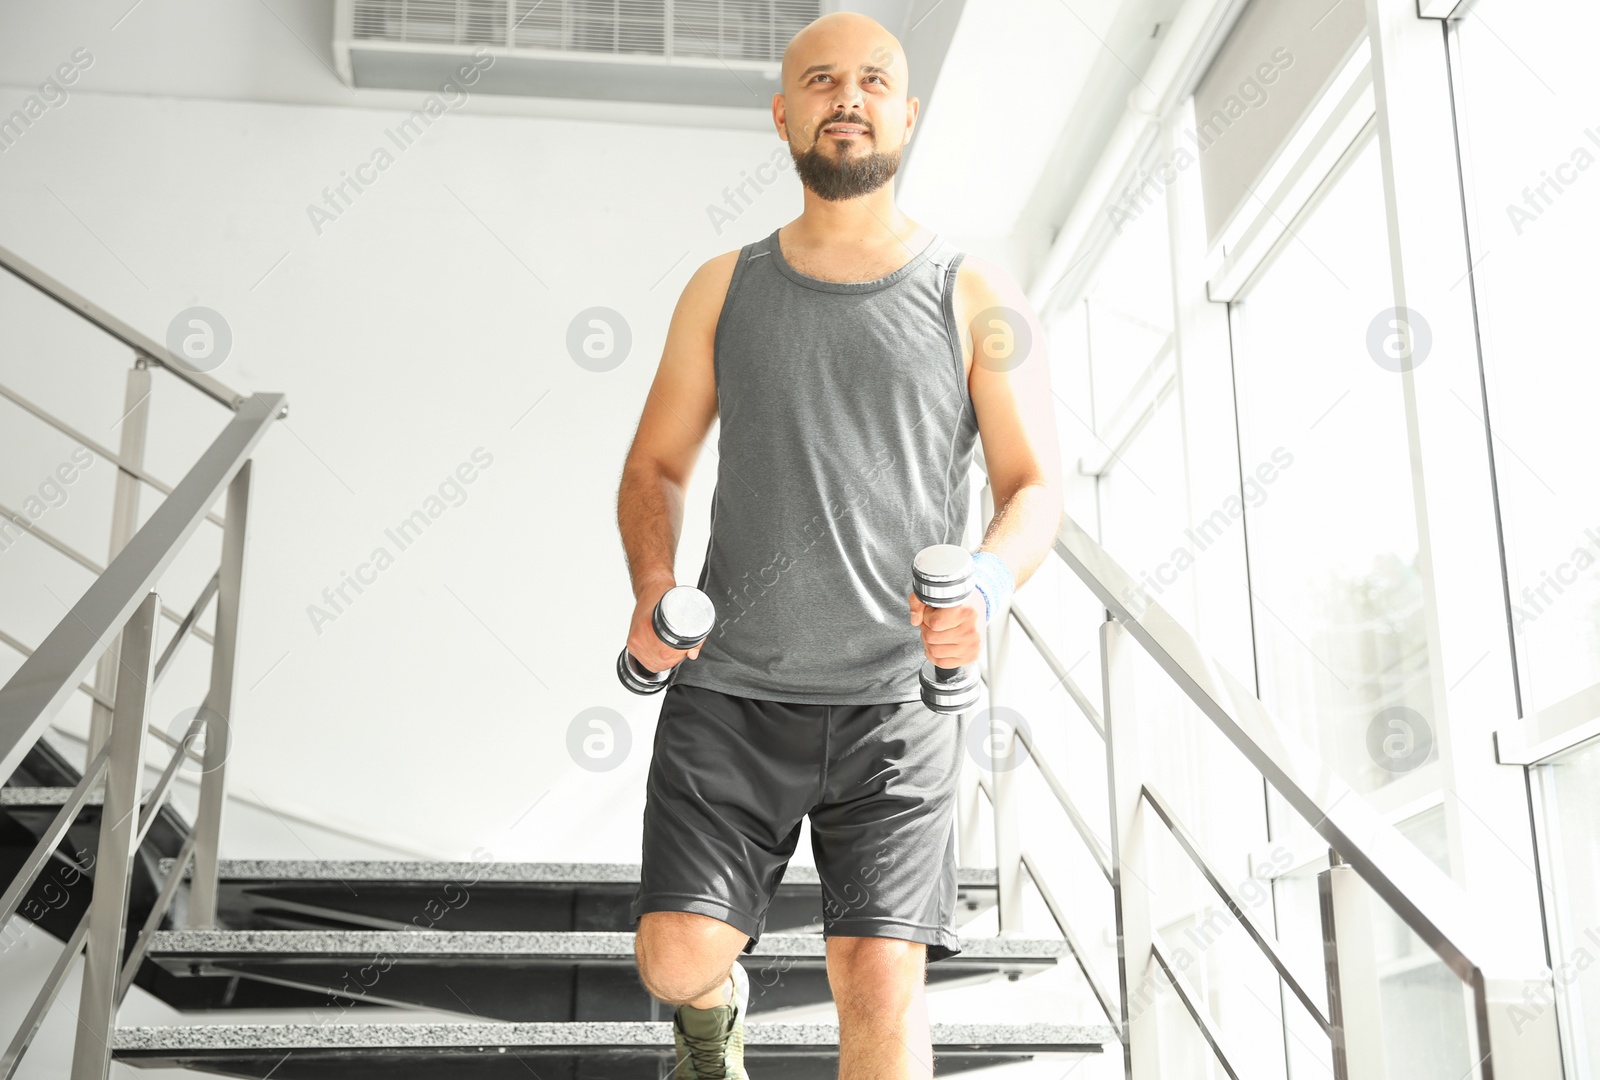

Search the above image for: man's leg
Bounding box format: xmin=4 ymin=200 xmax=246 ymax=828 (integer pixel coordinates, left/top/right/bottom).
xmin=827 ymin=935 xmax=934 ymax=1079
xmin=635 ymin=910 xmax=746 ymax=1007
xmin=809 ymin=696 xmax=965 ymax=1078
xmin=627 ymin=680 xmax=825 ymax=1063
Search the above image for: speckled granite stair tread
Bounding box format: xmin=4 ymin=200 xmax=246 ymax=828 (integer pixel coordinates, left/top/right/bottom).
xmin=145 ymin=930 xmax=1066 ymax=959
xmin=113 ymin=1021 xmax=1118 ymax=1051
xmin=1 ymin=786 xmax=103 ymax=806
xmin=156 ymin=859 xmax=998 ymax=886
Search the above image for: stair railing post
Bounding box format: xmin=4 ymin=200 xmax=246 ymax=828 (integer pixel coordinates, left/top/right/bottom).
xmin=70 ymin=590 xmax=158 ymax=1080
xmin=955 ymin=482 xmax=985 ymax=870
xmin=188 ymin=460 xmax=253 ymax=928
xmin=87 ymin=359 xmax=151 ymax=764
xmin=1319 ymin=861 xmax=1390 ymax=1080
xmin=1102 ymin=617 xmax=1157 ymax=1078
xmin=978 ymin=482 xmax=1024 ymax=934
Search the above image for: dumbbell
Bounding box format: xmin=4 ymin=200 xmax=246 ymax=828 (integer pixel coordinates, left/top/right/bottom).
xmin=912 ymin=544 xmax=983 ymax=714
xmin=617 ymin=585 xmax=717 ymax=695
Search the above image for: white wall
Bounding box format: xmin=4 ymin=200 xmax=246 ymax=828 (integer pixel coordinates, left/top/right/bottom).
xmin=0 ymin=0 xmax=1085 ymax=864
xmin=0 ymin=77 xmax=810 ymax=860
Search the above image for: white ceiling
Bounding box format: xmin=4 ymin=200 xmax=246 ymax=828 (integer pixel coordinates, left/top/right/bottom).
xmin=0 ymin=0 xmax=1173 ymax=257
xmin=903 ymin=0 xmax=1132 ymax=237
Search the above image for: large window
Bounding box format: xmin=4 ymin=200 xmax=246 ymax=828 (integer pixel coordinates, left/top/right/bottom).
xmin=1454 ymin=3 xmax=1600 ymax=1074
xmin=1070 ymin=147 xmax=1290 ymax=1076
xmin=1455 ymin=0 xmax=1600 ymax=716
xmin=1225 ymin=121 xmax=1483 ymax=1080
xmin=1015 ymin=0 xmax=1592 ymax=1073
xmin=1229 ymin=128 xmax=1437 ymax=802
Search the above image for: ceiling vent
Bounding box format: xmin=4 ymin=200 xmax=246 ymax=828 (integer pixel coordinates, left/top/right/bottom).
xmin=334 ymin=1 xmax=819 ymax=109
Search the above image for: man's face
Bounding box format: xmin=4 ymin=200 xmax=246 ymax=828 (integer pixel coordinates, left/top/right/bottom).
xmin=783 ymin=42 xmax=911 ymax=201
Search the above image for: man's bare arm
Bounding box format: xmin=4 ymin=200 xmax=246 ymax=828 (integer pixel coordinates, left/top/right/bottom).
xmin=957 ymin=255 xmax=1066 ymax=593
xmin=617 ymin=251 xmax=737 ymax=600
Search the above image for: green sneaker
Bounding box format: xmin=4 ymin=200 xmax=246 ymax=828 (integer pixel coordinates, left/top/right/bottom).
xmin=671 ymin=958 xmax=749 ymax=1078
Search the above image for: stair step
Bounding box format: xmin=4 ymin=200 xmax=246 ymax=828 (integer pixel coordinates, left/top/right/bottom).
xmin=152 ymin=859 xmax=1001 ymax=938
xmin=161 ymin=859 xmax=999 ymax=886
xmin=114 ymin=1020 xmax=1113 ymax=1049
xmin=144 ymin=929 xmax=1065 ymax=961
xmin=1 ymin=786 xmax=102 ymax=807
xmin=135 ymin=931 xmax=1061 ymax=1021
xmin=113 ymin=1021 xmax=1117 ymax=1076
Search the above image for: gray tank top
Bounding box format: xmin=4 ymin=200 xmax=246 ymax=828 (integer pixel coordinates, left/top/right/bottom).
xmin=670 ymin=226 xmax=979 ymax=704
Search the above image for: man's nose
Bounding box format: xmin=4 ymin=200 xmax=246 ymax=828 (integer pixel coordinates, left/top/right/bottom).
xmin=830 ymin=82 xmax=865 ymax=114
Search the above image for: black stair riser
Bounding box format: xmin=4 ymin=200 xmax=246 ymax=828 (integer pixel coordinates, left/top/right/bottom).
xmin=133 ymin=958 xmax=1023 ymax=1021
xmin=114 ymin=1046 xmax=1069 ymax=1079
xmin=212 ymin=881 xmax=992 ymax=935
xmin=0 ymin=813 xmax=187 ymax=962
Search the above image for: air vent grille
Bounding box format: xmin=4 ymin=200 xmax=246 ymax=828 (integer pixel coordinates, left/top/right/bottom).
xmin=351 ymin=1 xmax=819 ymax=63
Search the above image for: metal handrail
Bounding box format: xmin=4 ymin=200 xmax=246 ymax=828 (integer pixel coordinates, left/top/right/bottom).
xmin=1010 ymin=721 xmax=1112 ymax=882
xmin=1049 ymin=509 xmax=1500 ymax=981
xmin=1149 ymin=936 xmax=1248 ymax=1079
xmin=0 ymin=413 xmax=277 ymax=1078
xmin=118 ymin=830 xmax=199 ymax=1005
xmin=0 ymin=381 xmax=229 ymax=528
xmin=0 ymin=237 xmax=284 ymax=1078
xmin=0 ymin=910 xmax=89 ymax=1074
xmin=1019 ymin=851 xmax=1121 ymax=1031
xmin=0 ymin=510 xmax=216 ymax=644
xmin=964 ymin=445 xmax=1552 ymax=1074
xmin=971 ymin=769 xmax=1121 ymax=1031
xmin=0 ymin=746 xmax=108 ymax=932
xmin=0 ymin=393 xmax=281 ymax=782
xmin=0 ymin=627 xmax=112 ymax=709
xmin=0 ymin=242 xmax=244 ymax=410
xmin=1008 ymin=599 xmax=1104 ymax=737
xmin=1140 ymin=783 xmax=1331 ymax=1033
xmin=0 ymin=712 xmax=205 ymax=1079
xmin=154 ymin=573 xmax=221 ymax=685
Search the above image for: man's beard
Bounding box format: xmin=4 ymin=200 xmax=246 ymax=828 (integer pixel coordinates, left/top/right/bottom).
xmin=789 ymin=129 xmax=901 ymax=201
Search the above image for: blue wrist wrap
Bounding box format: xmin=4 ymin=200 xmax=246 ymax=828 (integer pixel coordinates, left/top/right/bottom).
xmin=970 ymin=551 xmax=1014 ymax=625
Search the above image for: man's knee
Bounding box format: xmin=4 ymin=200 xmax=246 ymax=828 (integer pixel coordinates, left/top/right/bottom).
xmin=634 ymin=910 xmax=746 ymax=1004
xmin=826 ymin=935 xmax=926 ymax=1010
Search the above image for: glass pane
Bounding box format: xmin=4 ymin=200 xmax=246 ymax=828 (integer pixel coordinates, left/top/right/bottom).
xmin=1370 ymin=807 xmax=1472 ymax=1079
xmin=1100 ymin=386 xmax=1197 ymax=632
xmin=1274 ymin=857 xmax=1336 ymax=1080
xmin=1101 ymin=402 xmax=1281 ymax=1076
xmin=1536 ymin=737 xmax=1600 ymax=1078
xmin=1048 ymin=298 xmax=1095 ymax=499
xmin=1455 ymin=0 xmax=1600 ymax=712
xmin=1229 ymin=131 xmax=1438 ymax=802
xmin=1273 ymin=812 xmax=1473 ymax=1080
xmin=1085 ymin=177 xmax=1174 ymax=431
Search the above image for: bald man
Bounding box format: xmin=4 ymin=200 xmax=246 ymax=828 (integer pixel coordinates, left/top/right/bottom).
xmin=617 ymin=11 xmax=1063 ymax=1078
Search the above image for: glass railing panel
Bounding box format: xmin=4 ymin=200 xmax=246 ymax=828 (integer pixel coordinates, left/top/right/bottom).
xmin=1273 ymin=855 xmax=1336 ymax=1080
xmin=1533 ymin=736 xmax=1600 ymax=1077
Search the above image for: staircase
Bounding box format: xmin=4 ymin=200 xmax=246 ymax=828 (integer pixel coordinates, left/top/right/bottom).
xmin=0 ymin=243 xmax=1121 ymax=1077
xmin=4 ymin=844 xmax=1115 ymax=1077
xmin=0 ymin=238 xmax=1562 ymax=1079
xmin=3 ymin=764 xmax=1116 ymax=1077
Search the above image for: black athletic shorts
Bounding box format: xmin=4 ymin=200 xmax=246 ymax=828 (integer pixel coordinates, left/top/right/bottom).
xmin=630 ymin=682 xmax=967 ymax=963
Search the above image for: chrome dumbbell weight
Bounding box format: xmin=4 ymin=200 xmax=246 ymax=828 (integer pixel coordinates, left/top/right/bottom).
xmin=617 ymin=585 xmax=717 ymax=695
xmin=911 ymin=544 xmax=983 ymax=714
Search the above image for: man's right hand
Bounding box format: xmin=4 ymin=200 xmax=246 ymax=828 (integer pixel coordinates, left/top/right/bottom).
xmin=627 ymin=576 xmax=702 ymax=674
